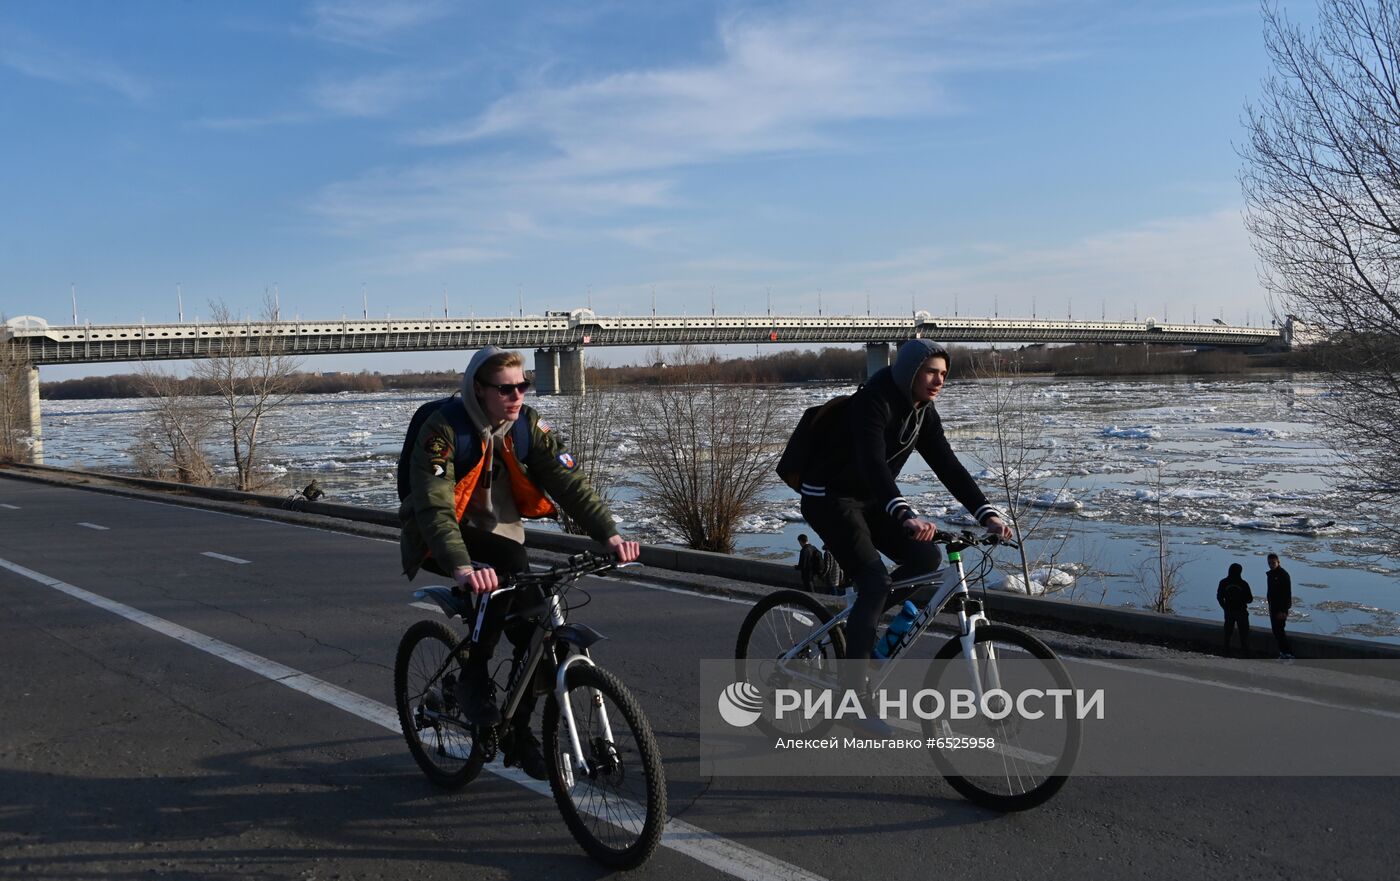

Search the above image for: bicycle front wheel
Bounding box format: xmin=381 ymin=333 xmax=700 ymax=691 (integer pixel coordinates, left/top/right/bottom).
xmin=543 ymin=663 xmax=667 ymax=869
xmin=921 ymin=624 xmax=1079 ymax=812
xmin=394 ymin=619 xmax=484 ymax=789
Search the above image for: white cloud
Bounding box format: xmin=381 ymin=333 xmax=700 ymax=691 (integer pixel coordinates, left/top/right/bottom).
xmin=308 ymin=0 xmax=452 ymax=46
xmin=861 ymin=208 xmax=1268 ymax=321
xmin=0 ymin=26 xmax=150 ymax=102
xmin=308 ymin=68 xmax=429 ymax=117
xmin=313 ymin=1 xmax=1076 ymax=261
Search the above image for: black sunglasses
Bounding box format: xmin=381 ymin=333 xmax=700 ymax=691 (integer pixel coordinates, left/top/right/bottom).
xmin=481 ymin=380 xmax=532 ymax=396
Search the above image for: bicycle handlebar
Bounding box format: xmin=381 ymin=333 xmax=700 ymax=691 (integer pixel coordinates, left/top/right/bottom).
xmin=501 ymin=550 xmax=624 ymax=591
xmin=933 ymin=529 xmax=1020 ymax=551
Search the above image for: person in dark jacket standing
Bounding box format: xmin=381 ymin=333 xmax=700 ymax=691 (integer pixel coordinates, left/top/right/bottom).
xmin=795 ymin=533 xmax=822 ymax=592
xmin=800 ymin=338 xmax=1010 ymax=732
xmin=1266 ymin=553 xmax=1294 ymax=659
xmin=1217 ymin=562 xmax=1254 ymax=657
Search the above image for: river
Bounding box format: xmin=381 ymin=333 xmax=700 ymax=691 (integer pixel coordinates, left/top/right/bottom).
xmin=35 ymin=374 xmax=1400 ymax=643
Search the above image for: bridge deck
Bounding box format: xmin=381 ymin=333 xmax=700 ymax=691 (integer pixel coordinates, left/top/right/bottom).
xmin=3 ymin=313 xmax=1285 ymax=365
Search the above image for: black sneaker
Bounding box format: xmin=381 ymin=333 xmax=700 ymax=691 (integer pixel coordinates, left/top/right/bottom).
xmin=455 ymin=667 xmax=501 ymax=727
xmin=503 ymin=727 xmax=549 ymax=781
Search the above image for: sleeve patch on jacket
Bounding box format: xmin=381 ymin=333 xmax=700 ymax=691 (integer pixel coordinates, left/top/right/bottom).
xmin=424 ymin=436 xmax=448 ymax=457
xmin=557 ymin=452 xmax=576 ymax=470
xmin=538 ymin=419 xmax=552 ymax=433
xmin=431 ymin=460 xmax=447 ymax=478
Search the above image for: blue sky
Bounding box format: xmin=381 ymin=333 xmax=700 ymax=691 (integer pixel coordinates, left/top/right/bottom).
xmin=2 ymin=1 xmax=1289 ymax=377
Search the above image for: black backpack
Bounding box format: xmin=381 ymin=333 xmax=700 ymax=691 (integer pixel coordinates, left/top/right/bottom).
xmin=820 ymin=549 xmax=844 ymax=587
xmin=775 ymin=393 xmax=852 ymax=492
xmin=396 ymin=396 xmax=475 ymax=501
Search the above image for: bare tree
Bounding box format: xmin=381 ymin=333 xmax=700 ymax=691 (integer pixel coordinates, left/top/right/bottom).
xmin=970 ymin=364 xmax=1079 ymax=596
xmin=623 ymin=348 xmax=781 ymax=553
xmin=130 ymin=367 xmax=215 ymax=485
xmin=555 ymin=390 xmax=621 ymax=535
xmin=1135 ymin=464 xmax=1188 ymax=614
xmin=193 ymin=298 xmax=302 ymax=491
xmin=0 ymin=338 xmax=34 ymax=463
xmin=1241 ymin=0 xmax=1400 ymax=550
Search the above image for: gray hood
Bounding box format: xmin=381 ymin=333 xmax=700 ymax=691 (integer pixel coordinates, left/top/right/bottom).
xmin=891 ymin=338 xmax=950 ymax=400
xmin=461 ymin=346 xmax=509 ymax=437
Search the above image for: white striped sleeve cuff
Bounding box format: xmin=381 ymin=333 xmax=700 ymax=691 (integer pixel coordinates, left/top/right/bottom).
xmin=974 ymin=504 xmax=1006 ymax=525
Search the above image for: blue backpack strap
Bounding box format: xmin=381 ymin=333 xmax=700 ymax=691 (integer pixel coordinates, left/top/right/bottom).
xmin=439 ymin=396 xmax=479 ymax=476
xmin=510 ymin=410 xmax=533 ymax=461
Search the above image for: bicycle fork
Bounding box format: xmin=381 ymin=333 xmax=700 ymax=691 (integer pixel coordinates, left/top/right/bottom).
xmin=550 ymin=595 xmax=616 ymax=777
xmin=950 ymin=551 xmax=1000 ymax=704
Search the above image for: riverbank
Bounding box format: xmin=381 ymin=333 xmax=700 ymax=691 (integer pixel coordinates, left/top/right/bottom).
xmin=38 ymin=344 xmax=1309 ymax=400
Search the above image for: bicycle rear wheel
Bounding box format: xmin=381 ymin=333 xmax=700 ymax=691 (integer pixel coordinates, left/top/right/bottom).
xmin=543 ymin=663 xmax=667 ymax=869
xmin=735 ymin=589 xmax=847 ymax=738
xmin=921 ymin=624 xmax=1079 ymax=812
xmin=394 ymin=620 xmax=484 ymax=789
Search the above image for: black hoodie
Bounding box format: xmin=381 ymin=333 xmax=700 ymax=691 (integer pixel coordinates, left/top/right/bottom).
xmin=800 ymin=339 xmax=999 ymax=526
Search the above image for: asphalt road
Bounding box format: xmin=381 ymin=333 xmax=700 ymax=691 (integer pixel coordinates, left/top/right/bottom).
xmin=1 ymin=475 xmax=1397 ymax=881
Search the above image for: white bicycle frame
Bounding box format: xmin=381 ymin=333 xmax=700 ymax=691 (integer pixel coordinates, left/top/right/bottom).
xmin=774 ymin=543 xmax=1003 ymax=702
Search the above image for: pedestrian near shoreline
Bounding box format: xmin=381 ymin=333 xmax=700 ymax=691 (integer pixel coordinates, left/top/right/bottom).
xmin=1217 ymin=562 xmax=1254 ymax=657
xmin=795 ymin=533 xmax=822 ymax=592
xmin=1266 ymin=553 xmax=1294 ymax=659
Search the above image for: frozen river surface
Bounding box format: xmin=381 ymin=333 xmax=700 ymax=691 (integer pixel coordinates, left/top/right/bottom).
xmin=38 ymin=374 xmax=1400 ymax=643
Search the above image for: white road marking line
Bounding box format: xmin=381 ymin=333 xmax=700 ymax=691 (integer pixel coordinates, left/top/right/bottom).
xmin=0 ymin=503 xmax=20 ymax=509
xmin=409 ymin=601 xmax=440 ymax=613
xmin=77 ymin=522 xmax=110 ymax=531
xmin=202 ymin=551 xmax=251 ymax=564
xmin=610 ymin=575 xmax=763 ymax=607
xmin=1070 ymin=655 xmax=1400 ymax=721
xmin=0 ymin=555 xmax=831 ymax=881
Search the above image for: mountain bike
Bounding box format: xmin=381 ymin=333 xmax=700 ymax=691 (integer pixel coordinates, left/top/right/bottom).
xmin=394 ymin=551 xmax=666 ymax=868
xmin=735 ymin=530 xmax=1079 ymax=812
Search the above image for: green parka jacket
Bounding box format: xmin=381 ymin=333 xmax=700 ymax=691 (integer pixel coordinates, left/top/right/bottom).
xmin=398 ymin=403 xmax=616 ymax=578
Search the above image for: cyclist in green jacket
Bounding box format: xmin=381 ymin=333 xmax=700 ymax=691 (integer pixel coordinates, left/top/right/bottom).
xmin=400 ymin=346 xmax=639 ymax=778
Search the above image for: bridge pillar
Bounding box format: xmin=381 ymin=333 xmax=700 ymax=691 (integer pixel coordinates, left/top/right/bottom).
xmin=558 ymin=347 xmax=587 ymax=396
xmin=534 ymin=348 xmax=559 ymax=396
xmin=23 ymin=366 xmax=42 ymax=464
xmin=865 ymin=343 xmax=891 ymax=378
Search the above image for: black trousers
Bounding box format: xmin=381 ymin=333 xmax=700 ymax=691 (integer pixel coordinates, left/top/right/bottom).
xmin=456 ymin=527 xmax=538 ymax=728
xmin=1223 ymin=610 xmax=1250 ymax=655
xmin=800 ymin=494 xmax=943 ymax=671
xmin=1270 ymin=607 xmax=1292 ymax=655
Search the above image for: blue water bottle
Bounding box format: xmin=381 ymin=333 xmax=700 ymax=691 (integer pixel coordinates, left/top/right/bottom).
xmin=873 ymin=601 xmax=920 ymax=659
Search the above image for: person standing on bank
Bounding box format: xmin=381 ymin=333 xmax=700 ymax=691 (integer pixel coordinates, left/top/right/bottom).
xmin=801 ymin=338 xmax=1011 ymax=733
xmin=1266 ymin=553 xmax=1294 ymax=659
xmin=795 ymin=533 xmax=822 ymax=592
xmin=1217 ymin=562 xmax=1254 ymax=657
xmin=399 ymin=346 xmax=639 ymax=780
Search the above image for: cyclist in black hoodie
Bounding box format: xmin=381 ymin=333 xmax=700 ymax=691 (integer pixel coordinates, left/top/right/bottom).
xmin=801 ymin=339 xmax=1010 ymax=729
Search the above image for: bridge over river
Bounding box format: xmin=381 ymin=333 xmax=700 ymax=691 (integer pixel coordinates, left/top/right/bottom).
xmin=2 ymin=308 xmax=1297 ymax=462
